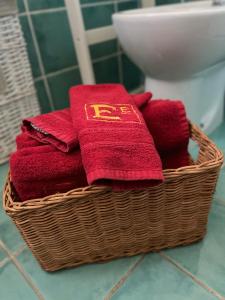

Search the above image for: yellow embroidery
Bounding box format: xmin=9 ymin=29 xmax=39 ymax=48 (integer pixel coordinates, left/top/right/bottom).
xmin=90 ymin=104 xmax=121 ymax=120
xmin=85 ymin=103 xmax=142 ymax=124
xmin=120 ymin=106 xmax=132 ymax=114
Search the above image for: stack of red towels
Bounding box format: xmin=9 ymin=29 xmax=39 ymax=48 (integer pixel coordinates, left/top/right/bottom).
xmin=10 ymin=84 xmax=190 ymax=201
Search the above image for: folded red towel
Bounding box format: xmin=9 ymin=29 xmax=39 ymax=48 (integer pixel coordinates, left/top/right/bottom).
xmin=70 ymin=84 xmax=163 ymax=190
xmin=16 ymin=132 xmax=42 ymax=149
xmin=142 ymin=100 xmax=190 ymax=169
xmin=22 ymin=92 xmax=152 ymax=152
xmin=22 ymin=108 xmax=75 ymax=152
xmin=10 ymin=143 xmax=87 ymax=201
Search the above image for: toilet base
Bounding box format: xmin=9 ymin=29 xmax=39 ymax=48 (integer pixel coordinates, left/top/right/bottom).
xmin=145 ymin=63 xmax=225 ymax=134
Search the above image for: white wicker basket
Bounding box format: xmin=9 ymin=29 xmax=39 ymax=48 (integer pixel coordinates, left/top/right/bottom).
xmin=0 ymin=14 xmax=40 ymax=164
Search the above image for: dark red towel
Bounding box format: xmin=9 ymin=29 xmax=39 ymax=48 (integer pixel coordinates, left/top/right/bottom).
xmin=142 ymin=100 xmax=190 ymax=169
xmin=22 ymin=92 xmax=152 ymax=152
xmin=70 ymin=84 xmax=163 ymax=190
xmin=10 ymin=142 xmax=87 ymax=201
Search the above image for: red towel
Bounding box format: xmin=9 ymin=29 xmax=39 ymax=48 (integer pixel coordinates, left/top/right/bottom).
xmin=22 ymin=92 xmax=152 ymax=152
xmin=22 ymin=108 xmax=76 ymax=152
xmin=70 ymin=84 xmax=163 ymax=190
xmin=142 ymin=100 xmax=190 ymax=169
xmin=10 ymin=142 xmax=87 ymax=201
xmin=16 ymin=132 xmax=42 ymax=149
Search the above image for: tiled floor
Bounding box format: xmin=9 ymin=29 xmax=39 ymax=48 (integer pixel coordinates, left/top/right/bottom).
xmin=0 ymin=123 xmax=225 ymax=300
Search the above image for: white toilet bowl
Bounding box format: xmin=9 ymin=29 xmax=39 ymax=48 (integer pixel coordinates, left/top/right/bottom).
xmin=113 ymin=1 xmax=225 ymax=133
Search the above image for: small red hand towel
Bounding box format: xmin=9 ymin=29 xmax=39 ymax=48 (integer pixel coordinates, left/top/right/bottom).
xmin=70 ymin=84 xmax=163 ymax=190
xmin=142 ymin=100 xmax=190 ymax=169
xmin=22 ymin=108 xmax=75 ymax=152
xmin=22 ymin=93 xmax=152 ymax=152
xmin=10 ymin=140 xmax=87 ymax=201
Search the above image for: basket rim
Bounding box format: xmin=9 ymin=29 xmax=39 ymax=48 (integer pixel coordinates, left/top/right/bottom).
xmin=3 ymin=122 xmax=224 ymax=212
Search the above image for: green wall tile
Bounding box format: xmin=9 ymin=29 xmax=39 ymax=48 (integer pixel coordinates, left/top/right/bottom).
xmin=80 ymin=0 xmax=111 ymax=3
xmin=156 ymin=0 xmax=181 ymax=5
xmin=28 ymin=0 xmax=65 ymax=10
xmin=121 ymin=54 xmax=143 ymax=91
xmin=90 ymin=39 xmax=117 ymax=60
xmin=16 ymin=0 xmax=25 ymax=13
xmin=19 ymin=16 xmax=41 ymax=78
xmin=48 ymin=68 xmax=81 ymax=110
xmin=82 ymin=4 xmax=114 ymax=30
xmin=35 ymin=80 xmax=52 ymax=113
xmin=118 ymin=0 xmax=139 ymax=11
xmin=93 ymin=56 xmax=120 ymax=84
xmin=32 ymin=11 xmax=77 ymax=74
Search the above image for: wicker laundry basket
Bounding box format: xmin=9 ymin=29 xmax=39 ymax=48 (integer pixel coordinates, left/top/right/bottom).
xmin=0 ymin=12 xmax=40 ymax=164
xmin=3 ymin=123 xmax=223 ymax=272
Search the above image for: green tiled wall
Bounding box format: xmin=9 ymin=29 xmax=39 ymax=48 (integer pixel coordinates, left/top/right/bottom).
xmin=16 ymin=0 xmax=145 ymax=113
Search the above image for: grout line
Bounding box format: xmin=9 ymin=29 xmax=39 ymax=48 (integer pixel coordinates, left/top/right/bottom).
xmin=17 ymin=0 xmax=134 ymax=15
xmin=34 ymin=50 xmax=121 ymax=83
xmin=0 ymin=243 xmax=26 ymax=268
xmin=23 ymin=0 xmax=55 ymax=111
xmin=0 ymin=241 xmax=45 ymax=300
xmin=34 ymin=65 xmax=79 ymax=83
xmin=19 ymin=0 xmax=134 ymax=14
xmin=81 ymin=0 xmax=133 ymax=8
xmin=104 ymin=254 xmax=145 ymax=300
xmin=23 ymin=7 xmax=66 ymax=15
xmin=130 ymin=84 xmax=144 ymax=94
xmin=159 ymin=252 xmax=225 ymax=300
xmin=93 ymin=51 xmax=122 ymax=64
xmin=0 ymin=256 xmax=10 ymax=268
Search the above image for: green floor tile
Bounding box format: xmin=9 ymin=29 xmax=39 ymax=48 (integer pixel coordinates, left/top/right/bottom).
xmin=209 ymin=121 xmax=225 ymax=155
xmin=0 ymin=261 xmax=38 ymax=300
xmin=0 ymin=163 xmax=25 ymax=253
xmin=18 ymin=248 xmax=141 ymax=300
xmin=0 ymin=218 xmax=25 ymax=253
xmin=111 ymin=253 xmax=216 ymax=300
xmin=0 ymin=244 xmax=7 ymax=263
xmin=163 ymin=202 xmax=225 ymax=297
xmin=0 ymin=163 xmax=9 ymax=224
xmin=0 ymin=162 xmax=8 ymax=195
xmin=214 ymin=167 xmax=225 ymax=204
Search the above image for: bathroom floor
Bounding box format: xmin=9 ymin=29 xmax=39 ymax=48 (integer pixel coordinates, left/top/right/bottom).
xmin=0 ymin=123 xmax=225 ymax=300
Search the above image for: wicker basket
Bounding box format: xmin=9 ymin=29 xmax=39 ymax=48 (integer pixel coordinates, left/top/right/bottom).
xmin=3 ymin=123 xmax=223 ymax=272
xmin=0 ymin=15 xmax=40 ymax=164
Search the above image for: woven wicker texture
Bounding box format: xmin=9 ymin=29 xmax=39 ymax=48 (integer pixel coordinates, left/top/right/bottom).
xmin=3 ymin=124 xmax=223 ymax=272
xmin=0 ymin=15 xmax=40 ymax=164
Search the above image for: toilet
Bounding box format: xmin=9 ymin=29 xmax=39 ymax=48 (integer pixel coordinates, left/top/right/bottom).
xmin=113 ymin=0 xmax=225 ymax=133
